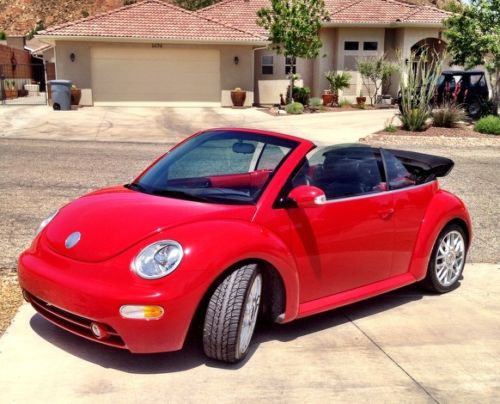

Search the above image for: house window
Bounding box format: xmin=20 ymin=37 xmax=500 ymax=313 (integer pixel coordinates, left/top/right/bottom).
xmin=363 ymin=41 xmax=378 ymax=51
xmin=285 ymin=56 xmax=296 ymax=74
xmin=261 ymin=55 xmax=274 ymax=75
xmin=344 ymin=41 xmax=359 ymax=51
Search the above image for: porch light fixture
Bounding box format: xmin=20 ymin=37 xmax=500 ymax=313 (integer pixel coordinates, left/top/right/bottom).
xmin=70 ymin=53 xmax=76 ymax=62
xmin=234 ymin=56 xmax=239 ymax=65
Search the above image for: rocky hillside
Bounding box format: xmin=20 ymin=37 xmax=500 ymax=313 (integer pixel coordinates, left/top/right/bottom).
xmin=0 ymin=0 xmax=459 ymax=36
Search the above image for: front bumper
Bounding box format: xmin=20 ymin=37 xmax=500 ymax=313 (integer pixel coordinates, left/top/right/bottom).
xmin=18 ymin=244 xmax=201 ymax=354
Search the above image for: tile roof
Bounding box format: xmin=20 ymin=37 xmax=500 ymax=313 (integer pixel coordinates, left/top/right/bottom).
xmin=199 ymin=0 xmax=450 ymax=34
xmin=38 ymin=0 xmax=267 ymax=42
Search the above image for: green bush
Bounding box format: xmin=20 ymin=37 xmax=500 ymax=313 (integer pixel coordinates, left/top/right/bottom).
xmin=287 ymin=86 xmax=310 ymax=105
xmin=474 ymin=115 xmax=500 ymax=135
xmin=285 ymin=102 xmax=304 ymax=115
xmin=0 ymin=31 xmax=6 ymax=40
xmin=432 ymin=104 xmax=465 ymax=128
xmin=308 ymin=97 xmax=322 ymax=111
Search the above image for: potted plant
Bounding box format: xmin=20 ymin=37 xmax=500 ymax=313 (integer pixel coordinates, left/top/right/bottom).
xmin=356 ymin=89 xmax=366 ymax=106
xmin=5 ymin=80 xmax=17 ymax=99
xmin=322 ymin=89 xmax=334 ymax=107
xmin=325 ymin=71 xmax=351 ymax=106
xmin=71 ymin=84 xmax=82 ymax=106
xmin=230 ymin=87 xmax=246 ymax=107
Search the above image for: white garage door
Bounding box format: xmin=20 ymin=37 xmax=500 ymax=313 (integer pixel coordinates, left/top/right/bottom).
xmin=91 ymin=47 xmax=221 ymax=106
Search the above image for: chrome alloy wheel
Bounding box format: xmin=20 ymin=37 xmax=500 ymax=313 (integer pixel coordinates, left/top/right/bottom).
xmin=435 ymin=230 xmax=465 ymax=287
xmin=238 ymin=274 xmax=262 ymax=356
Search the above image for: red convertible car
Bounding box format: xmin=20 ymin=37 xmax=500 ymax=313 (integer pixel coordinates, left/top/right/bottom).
xmin=18 ymin=129 xmax=471 ymax=363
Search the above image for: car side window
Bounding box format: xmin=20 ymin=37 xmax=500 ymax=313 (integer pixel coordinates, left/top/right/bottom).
xmin=382 ymin=149 xmax=416 ymax=190
xmin=309 ymin=146 xmax=386 ymax=200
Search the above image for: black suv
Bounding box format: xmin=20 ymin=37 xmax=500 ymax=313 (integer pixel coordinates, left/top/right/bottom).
xmin=399 ymin=70 xmax=493 ymax=119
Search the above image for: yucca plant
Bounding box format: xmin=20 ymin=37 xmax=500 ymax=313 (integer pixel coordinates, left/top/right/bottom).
xmin=399 ymin=49 xmax=444 ymax=131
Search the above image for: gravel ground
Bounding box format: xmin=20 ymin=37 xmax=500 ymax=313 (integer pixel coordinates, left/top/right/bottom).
xmin=0 ymin=136 xmax=498 ymax=335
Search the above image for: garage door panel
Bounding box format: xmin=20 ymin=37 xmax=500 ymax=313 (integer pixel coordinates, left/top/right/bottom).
xmin=91 ymin=47 xmax=220 ymax=104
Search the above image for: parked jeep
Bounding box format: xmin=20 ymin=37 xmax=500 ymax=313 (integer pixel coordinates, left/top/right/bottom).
xmin=398 ymin=70 xmax=493 ymax=119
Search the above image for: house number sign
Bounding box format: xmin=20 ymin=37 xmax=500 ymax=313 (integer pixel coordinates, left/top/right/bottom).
xmin=152 ymin=43 xmax=163 ymax=48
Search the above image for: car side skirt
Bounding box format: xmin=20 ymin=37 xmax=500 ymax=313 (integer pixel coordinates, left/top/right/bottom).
xmin=296 ymin=272 xmax=416 ymax=319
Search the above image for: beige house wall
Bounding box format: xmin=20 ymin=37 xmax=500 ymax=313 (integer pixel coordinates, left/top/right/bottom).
xmin=254 ymin=48 xmax=313 ymax=105
xmin=54 ymin=41 xmax=255 ymax=107
xmin=335 ymin=27 xmax=386 ymax=101
xmin=312 ymin=28 xmax=337 ymax=97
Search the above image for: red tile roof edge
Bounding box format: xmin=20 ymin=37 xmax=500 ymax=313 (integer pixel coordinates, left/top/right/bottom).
xmin=40 ymin=0 xmax=268 ymax=41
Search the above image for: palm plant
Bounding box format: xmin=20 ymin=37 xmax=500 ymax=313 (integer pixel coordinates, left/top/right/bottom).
xmin=325 ymin=71 xmax=351 ymax=100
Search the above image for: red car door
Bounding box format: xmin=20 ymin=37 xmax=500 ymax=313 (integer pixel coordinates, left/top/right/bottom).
xmin=265 ymin=145 xmax=395 ymax=303
xmin=381 ymin=149 xmax=436 ymax=276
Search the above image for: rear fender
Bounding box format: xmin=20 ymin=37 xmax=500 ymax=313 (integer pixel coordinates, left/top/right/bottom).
xmin=409 ymin=190 xmax=472 ymax=280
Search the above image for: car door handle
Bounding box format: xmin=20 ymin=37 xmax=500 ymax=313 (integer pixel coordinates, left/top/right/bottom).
xmin=378 ymin=208 xmax=394 ymax=220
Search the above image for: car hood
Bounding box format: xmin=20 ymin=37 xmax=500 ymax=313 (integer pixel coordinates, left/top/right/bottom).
xmin=43 ymin=186 xmax=256 ymax=263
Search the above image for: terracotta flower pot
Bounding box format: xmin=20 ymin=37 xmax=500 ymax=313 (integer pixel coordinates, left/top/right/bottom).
xmin=71 ymin=88 xmax=82 ymax=106
xmin=356 ymin=96 xmax=366 ymax=105
xmin=322 ymin=93 xmax=334 ymax=106
xmin=231 ymin=90 xmax=246 ymax=107
xmin=5 ymin=89 xmax=17 ymax=99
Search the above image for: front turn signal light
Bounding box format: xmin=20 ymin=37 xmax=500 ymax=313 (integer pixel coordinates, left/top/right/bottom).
xmin=120 ymin=305 xmax=164 ymax=320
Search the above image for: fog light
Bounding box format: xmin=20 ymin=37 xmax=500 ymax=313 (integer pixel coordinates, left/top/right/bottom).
xmin=120 ymin=305 xmax=164 ymax=320
xmin=90 ymin=322 xmax=109 ymax=339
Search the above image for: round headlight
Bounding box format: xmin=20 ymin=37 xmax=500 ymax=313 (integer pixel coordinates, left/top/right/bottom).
xmin=35 ymin=209 xmax=59 ymax=236
xmin=132 ymin=240 xmax=183 ymax=279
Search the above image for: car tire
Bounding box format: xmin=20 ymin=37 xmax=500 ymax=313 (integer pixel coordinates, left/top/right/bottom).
xmin=422 ymin=224 xmax=467 ymax=294
xmin=467 ymin=99 xmax=482 ymax=119
xmin=203 ymin=264 xmax=262 ymax=363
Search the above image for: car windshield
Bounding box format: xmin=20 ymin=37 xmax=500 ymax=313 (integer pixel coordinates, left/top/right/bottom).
xmin=129 ymin=130 xmax=298 ymax=205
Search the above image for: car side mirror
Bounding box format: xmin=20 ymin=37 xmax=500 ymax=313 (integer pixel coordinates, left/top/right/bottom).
xmin=288 ymin=185 xmax=326 ymax=208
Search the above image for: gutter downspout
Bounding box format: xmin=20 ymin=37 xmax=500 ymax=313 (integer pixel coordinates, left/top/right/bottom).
xmin=252 ymin=46 xmax=268 ymax=106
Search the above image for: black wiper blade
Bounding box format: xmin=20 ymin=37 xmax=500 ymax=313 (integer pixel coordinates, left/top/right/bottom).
xmin=151 ymin=189 xmax=214 ymax=203
xmin=125 ymin=182 xmax=148 ymax=192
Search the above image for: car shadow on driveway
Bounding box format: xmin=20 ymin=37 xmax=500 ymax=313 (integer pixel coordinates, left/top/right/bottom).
xmin=29 ymin=283 xmax=427 ymax=373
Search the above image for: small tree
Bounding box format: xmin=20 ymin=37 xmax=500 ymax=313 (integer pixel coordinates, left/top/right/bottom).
xmin=445 ymin=0 xmax=499 ymax=110
xmin=325 ymin=71 xmax=351 ymax=100
xmin=257 ymin=0 xmax=330 ymax=102
xmin=357 ymin=55 xmax=400 ymax=105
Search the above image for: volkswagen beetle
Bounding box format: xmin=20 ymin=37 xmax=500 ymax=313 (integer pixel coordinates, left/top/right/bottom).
xmin=18 ymin=128 xmax=471 ymax=363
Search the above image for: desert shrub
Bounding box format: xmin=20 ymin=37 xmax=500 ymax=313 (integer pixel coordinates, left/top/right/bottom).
xmin=285 ymin=102 xmax=304 ymax=115
xmin=399 ymin=49 xmax=443 ymax=131
xmin=432 ymin=104 xmax=465 ymax=128
xmin=308 ymin=97 xmax=322 ymax=111
xmin=384 ymin=118 xmax=397 ymax=133
xmin=123 ymin=0 xmax=137 ymax=5
xmin=0 ymin=32 xmax=6 ymax=40
xmin=474 ymin=115 xmax=500 ymax=135
xmin=339 ymin=98 xmax=351 ymax=108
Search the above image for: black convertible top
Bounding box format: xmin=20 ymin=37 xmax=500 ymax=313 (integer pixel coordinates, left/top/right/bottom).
xmin=386 ymin=148 xmax=454 ymax=178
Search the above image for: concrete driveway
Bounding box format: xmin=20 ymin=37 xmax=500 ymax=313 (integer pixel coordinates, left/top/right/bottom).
xmin=0 ymin=264 xmax=498 ymax=403
xmin=0 ymin=105 xmax=397 ymax=145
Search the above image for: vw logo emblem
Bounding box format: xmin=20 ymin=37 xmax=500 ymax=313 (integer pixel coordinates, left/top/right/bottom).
xmin=65 ymin=232 xmax=81 ymax=249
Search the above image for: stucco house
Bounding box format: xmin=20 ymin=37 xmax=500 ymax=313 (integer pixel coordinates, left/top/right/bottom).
xmin=36 ymin=0 xmax=450 ymax=107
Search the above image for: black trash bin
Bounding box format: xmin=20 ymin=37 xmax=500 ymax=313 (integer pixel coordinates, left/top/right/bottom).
xmin=49 ymin=80 xmax=72 ymax=110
